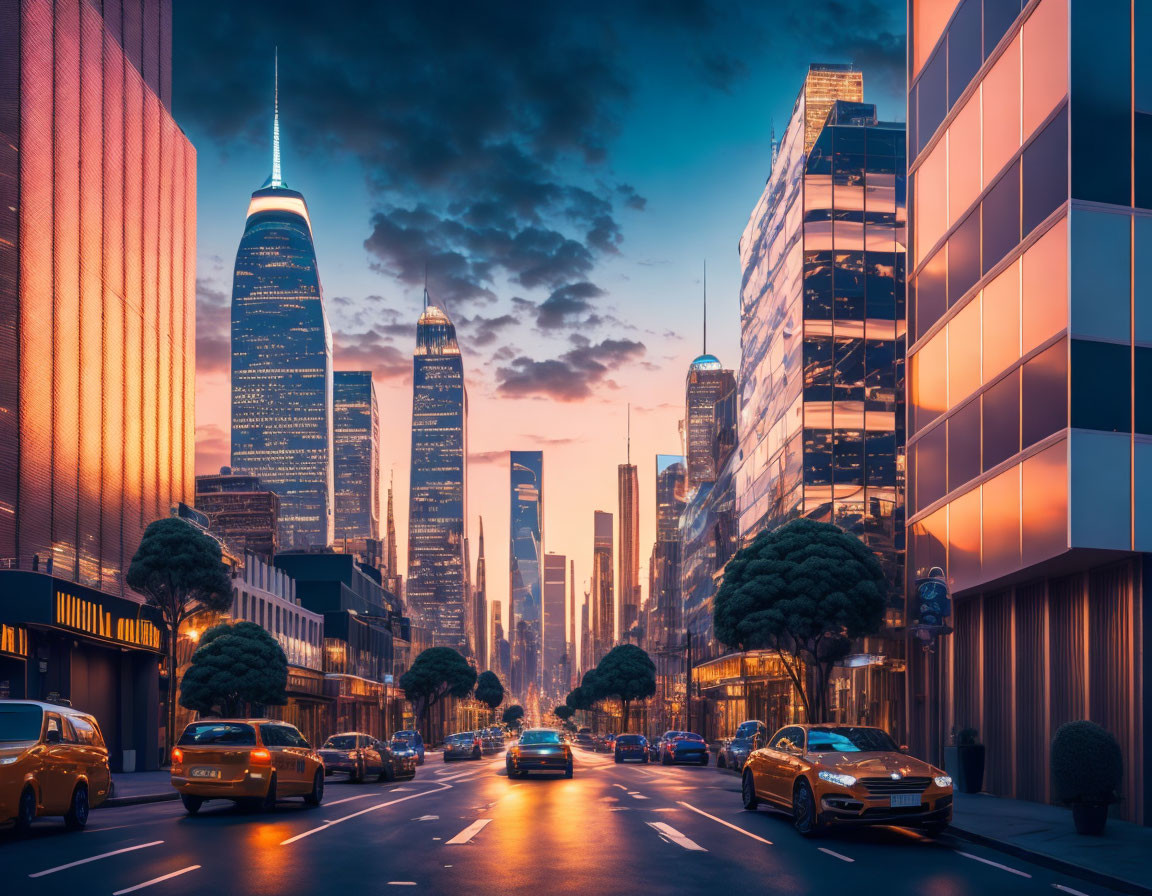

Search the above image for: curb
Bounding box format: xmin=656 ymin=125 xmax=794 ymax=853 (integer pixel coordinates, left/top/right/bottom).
xmin=947 ymin=825 xmax=1152 ymax=896
xmin=99 ymin=792 xmax=180 ymax=809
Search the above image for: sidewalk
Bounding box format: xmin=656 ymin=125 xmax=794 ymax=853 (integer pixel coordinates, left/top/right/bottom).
xmin=950 ymin=792 xmax=1152 ymax=895
xmin=101 ymin=770 xmax=178 ymax=808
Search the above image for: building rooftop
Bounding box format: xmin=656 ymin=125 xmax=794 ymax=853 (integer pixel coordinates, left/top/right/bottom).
xmin=689 ymin=353 xmax=723 ymax=371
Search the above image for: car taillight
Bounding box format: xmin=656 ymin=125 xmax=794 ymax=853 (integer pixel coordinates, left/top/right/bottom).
xmin=171 ymin=748 xmax=183 ymax=764
xmin=475 ymin=738 xmax=482 ymax=746
xmin=250 ymin=748 xmax=272 ymax=764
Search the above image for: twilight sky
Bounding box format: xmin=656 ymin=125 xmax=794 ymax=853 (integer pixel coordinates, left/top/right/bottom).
xmin=174 ymin=0 xmax=905 ymax=643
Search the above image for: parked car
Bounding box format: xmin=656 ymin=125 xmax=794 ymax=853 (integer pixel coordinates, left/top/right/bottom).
xmin=740 ymin=724 xmax=953 ymax=837
xmin=0 ymin=700 xmax=112 ymax=834
xmin=319 ymin=732 xmax=416 ymax=782
xmin=574 ymin=728 xmax=596 ymax=749
xmin=595 ymin=733 xmax=617 ymax=753
xmin=391 ymin=730 xmax=425 ymax=765
xmin=480 ymin=727 xmax=506 ymax=754
xmin=171 ymin=719 xmax=325 ymax=814
xmin=718 ymin=720 xmax=768 ymax=771
xmin=506 ymin=728 xmax=573 ymax=778
xmin=614 ymin=734 xmax=649 ymax=763
xmin=658 ymin=731 xmax=708 ymax=765
xmin=443 ymin=731 xmax=484 ymax=761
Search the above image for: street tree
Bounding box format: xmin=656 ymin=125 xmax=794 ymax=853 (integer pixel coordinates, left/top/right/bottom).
xmin=126 ymin=517 xmax=232 ymax=754
xmin=474 ymin=670 xmax=505 ymax=716
xmin=713 ymin=517 xmax=887 ymax=722
xmin=554 ymin=705 xmax=575 ymax=731
xmin=501 ymin=704 xmax=525 ymax=729
xmin=179 ymin=622 xmax=288 ymax=717
xmin=591 ymin=644 xmax=656 ymax=729
xmin=400 ymin=647 xmax=477 ymax=734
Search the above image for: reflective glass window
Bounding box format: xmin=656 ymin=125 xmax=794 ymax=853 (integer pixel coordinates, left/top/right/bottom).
xmin=804 ymin=252 xmax=834 ymax=319
xmin=834 ymin=336 xmax=865 ymax=403
xmin=1136 ymin=112 xmax=1152 ymax=211
xmin=1070 ymin=340 xmax=1130 ymax=433
xmin=982 ymin=260 xmax=1020 ymax=379
xmin=918 ymin=47 xmax=949 ymax=153
xmin=1135 ymin=347 xmax=1152 ymax=434
xmin=834 ymin=251 xmax=866 ymax=321
xmin=948 ymin=399 xmax=982 ymax=491
xmin=804 ymin=335 xmax=834 ymax=400
xmin=917 ymin=422 xmax=947 ymax=510
xmin=865 ymin=431 xmax=897 ymax=487
xmin=865 ymin=252 xmax=897 ymax=320
xmin=983 ymin=161 xmax=1021 ymax=275
xmin=983 ymin=369 xmax=1021 ymax=470
xmin=1069 ymin=209 xmax=1130 ymax=342
xmin=912 ymin=506 xmax=948 ymax=577
xmin=984 ymin=0 xmax=1024 ymax=62
xmin=916 ymin=138 xmax=948 ymax=262
xmin=804 ymin=429 xmax=833 ymax=485
xmin=916 ymin=247 xmax=948 ymax=340
xmin=948 ymin=209 xmax=981 ymax=306
xmin=949 ymin=485 xmax=982 ymax=587
xmin=949 ymin=0 xmax=983 ymax=106
xmin=982 ymin=465 xmax=1021 ymax=581
xmin=1021 ymin=438 xmax=1068 ymax=565
xmin=1021 ymin=216 xmax=1068 ymax=354
xmin=1022 ymin=107 xmax=1068 ymax=237
xmin=834 ymin=428 xmax=865 ymax=487
xmin=982 ymin=33 xmax=1021 ymax=183
xmin=1022 ymin=0 xmax=1068 ymax=138
xmin=914 ymin=0 xmax=961 ymax=76
xmin=948 ymin=295 xmax=982 ymax=406
xmin=949 ymin=90 xmax=982 ymax=227
xmin=912 ymin=328 xmax=948 ymax=431
xmin=1021 ymin=337 xmax=1068 ymax=447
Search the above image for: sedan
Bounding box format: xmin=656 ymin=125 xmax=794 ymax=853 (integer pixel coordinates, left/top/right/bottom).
xmin=614 ymin=734 xmax=649 ymax=763
xmin=659 ymin=731 xmax=708 ymax=765
xmin=443 ymin=731 xmax=484 ymax=761
xmin=506 ymin=729 xmax=573 ymax=778
xmin=391 ymin=730 xmax=425 ymax=765
xmin=319 ymin=733 xmax=416 ymax=782
xmin=718 ymin=719 xmax=767 ymax=772
xmin=741 ymin=724 xmax=953 ymax=837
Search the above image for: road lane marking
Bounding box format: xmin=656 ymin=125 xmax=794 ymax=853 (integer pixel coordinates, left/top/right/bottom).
xmin=112 ymin=865 xmax=200 ymax=895
xmin=446 ymin=818 xmax=491 ymax=845
xmin=30 ymin=841 xmax=165 ymax=878
xmin=647 ymin=821 xmax=707 ymax=851
xmin=630 ymin=793 xmax=649 ymax=799
xmin=1052 ymin=886 xmax=1089 ymax=896
xmin=818 ymin=848 xmax=854 ymax=863
xmin=957 ymin=852 xmax=1032 ymax=878
xmin=613 ymin=783 xmax=628 ymax=790
xmin=676 ymin=802 xmax=773 ymax=845
xmin=387 ymin=883 xmax=417 ymax=886
xmin=323 ymin=794 xmax=377 ymax=808
xmin=281 ymin=782 xmax=451 ymax=845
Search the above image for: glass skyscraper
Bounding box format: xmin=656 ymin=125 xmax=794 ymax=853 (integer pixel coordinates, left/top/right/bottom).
xmin=407 ymin=302 xmax=469 ymax=654
xmin=685 ymin=358 xmax=736 ymax=488
xmin=230 ymin=70 xmax=334 ymax=550
xmin=509 ymin=450 xmax=543 ymax=694
xmin=333 ymin=371 xmax=380 ymax=543
xmin=907 ymin=0 xmax=1149 ymax=821
xmin=591 ymin=510 xmax=614 ymax=663
xmin=617 ymin=463 xmax=640 ymax=637
xmin=0 ymin=0 xmax=196 ymax=595
xmin=542 ymin=552 xmax=567 ymax=698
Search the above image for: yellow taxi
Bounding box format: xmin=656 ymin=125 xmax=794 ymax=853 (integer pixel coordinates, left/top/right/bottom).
xmin=171 ymin=719 xmax=325 ymax=814
xmin=1 ymin=700 xmax=112 ymax=834
xmin=741 ymin=724 xmax=953 ymax=837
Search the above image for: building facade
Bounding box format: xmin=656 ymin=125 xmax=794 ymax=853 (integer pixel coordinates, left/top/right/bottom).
xmin=542 ymin=553 xmax=567 ymax=699
xmin=509 ymin=451 xmax=544 ymax=696
xmin=685 ymin=360 xmax=737 ymax=488
xmin=474 ymin=518 xmax=488 ymax=670
xmin=906 ymin=0 xmax=1150 ymax=822
xmin=333 ymin=371 xmax=381 ymax=545
xmin=0 ymin=0 xmax=195 ymax=596
xmin=591 ymin=510 xmax=614 ymax=663
xmin=195 ymin=470 xmax=279 ymax=561
xmin=230 ymin=75 xmax=334 ymax=550
xmin=407 ymin=302 xmax=469 ymax=653
xmin=617 ymin=464 xmax=640 ymax=637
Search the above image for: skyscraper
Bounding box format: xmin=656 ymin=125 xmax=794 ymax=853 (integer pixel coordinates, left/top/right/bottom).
xmin=651 ymin=456 xmax=687 ymax=646
xmin=0 ymin=0 xmax=196 ymax=595
xmin=617 ymin=462 xmax=640 ymax=638
xmin=685 ymin=359 xmax=737 ymax=489
xmin=474 ymin=517 xmax=488 ymax=670
xmin=407 ymin=298 xmax=469 ymax=653
xmin=231 ymin=56 xmax=334 ymax=550
xmin=568 ymin=558 xmax=577 ymax=688
xmin=383 ymin=474 xmax=401 ymax=598
xmin=195 ymin=470 xmax=280 ymax=561
xmin=800 ymin=63 xmax=863 ymax=153
xmin=509 ymin=450 xmax=544 ymax=694
xmin=542 ymin=553 xmax=566 ymax=698
xmin=333 ymin=371 xmax=380 ymax=543
xmin=906 ymin=0 xmax=1149 ymax=820
xmin=591 ymin=510 xmax=614 ymax=661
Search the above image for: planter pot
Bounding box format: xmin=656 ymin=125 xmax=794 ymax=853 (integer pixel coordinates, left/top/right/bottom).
xmin=956 ymin=744 xmax=985 ymax=794
xmin=1071 ymin=801 xmax=1109 ymax=836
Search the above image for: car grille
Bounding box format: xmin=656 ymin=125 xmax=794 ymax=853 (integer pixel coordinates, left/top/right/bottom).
xmin=860 ymin=776 xmax=931 ymax=795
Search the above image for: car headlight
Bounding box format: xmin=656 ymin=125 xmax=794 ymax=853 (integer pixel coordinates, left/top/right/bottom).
xmin=348 ymin=751 xmax=358 ymax=759
xmin=817 ymin=770 xmax=858 ymax=788
xmin=934 ymin=775 xmax=953 ymax=788
xmin=0 ymin=756 xmax=19 ymax=766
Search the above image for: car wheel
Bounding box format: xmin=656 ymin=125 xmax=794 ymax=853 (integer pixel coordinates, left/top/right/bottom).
xmin=506 ymin=762 xmax=514 ymax=777
xmin=614 ymin=754 xmax=622 ymax=764
xmin=565 ymin=762 xmax=573 ymax=779
xmin=181 ymin=793 xmax=204 ymax=815
xmin=304 ymin=770 xmax=324 ymax=807
xmin=443 ymin=753 xmax=450 ymax=763
xmin=717 ymin=753 xmax=727 ymax=769
xmin=661 ymin=752 xmax=671 ymax=766
xmin=792 ymin=778 xmax=823 ymax=837
xmin=380 ymin=760 xmax=394 ymax=783
xmin=261 ymin=774 xmax=278 ymax=812
xmin=642 ymin=754 xmax=649 ymax=763
xmin=64 ymin=783 xmax=89 ymax=830
xmin=699 ymin=754 xmax=709 ymax=766
xmin=741 ymin=770 xmax=759 ymax=811
xmin=14 ymin=787 xmax=36 ymax=836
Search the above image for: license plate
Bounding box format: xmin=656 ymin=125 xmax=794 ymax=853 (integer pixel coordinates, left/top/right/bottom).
xmin=890 ymin=793 xmax=920 ymax=808
xmin=190 ymin=767 xmax=221 ymax=779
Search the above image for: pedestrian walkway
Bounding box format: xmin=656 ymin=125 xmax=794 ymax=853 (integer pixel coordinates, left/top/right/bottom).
xmin=950 ymin=792 xmax=1152 ymax=895
xmin=102 ymin=770 xmax=177 ymax=807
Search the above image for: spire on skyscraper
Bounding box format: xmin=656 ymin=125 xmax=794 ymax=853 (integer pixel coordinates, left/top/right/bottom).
xmin=703 ymin=259 xmax=707 ymax=355
xmin=270 ymin=48 xmax=283 ymax=189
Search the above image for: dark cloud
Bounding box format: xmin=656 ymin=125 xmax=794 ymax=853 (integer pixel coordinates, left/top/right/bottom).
xmin=536 ymin=282 xmax=605 ymax=330
xmin=459 ymin=313 xmax=518 ymax=348
xmin=469 ymin=450 xmax=508 ymax=466
xmin=196 ymin=279 xmax=230 ymax=377
xmin=495 ymin=337 xmax=646 ymax=401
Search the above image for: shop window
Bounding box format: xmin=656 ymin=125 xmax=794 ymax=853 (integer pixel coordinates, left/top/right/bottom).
xmin=983 ymin=368 xmax=1021 ymax=470
xmin=1021 ymin=337 xmax=1068 ymax=447
xmin=1070 ymin=340 xmax=1130 ymax=433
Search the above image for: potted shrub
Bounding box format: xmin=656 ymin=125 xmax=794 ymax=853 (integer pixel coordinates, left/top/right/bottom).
xmin=1051 ymin=721 xmax=1122 ymax=835
xmin=952 ymin=727 xmax=985 ymax=794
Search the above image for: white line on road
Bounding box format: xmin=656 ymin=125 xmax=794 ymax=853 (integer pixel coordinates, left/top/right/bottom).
xmin=676 ymin=802 xmax=773 ymax=845
xmin=387 ymin=883 xmax=417 ymax=886
xmin=1052 ymin=885 xmax=1090 ymax=896
xmin=29 ymin=841 xmax=165 ymax=878
xmin=818 ymin=847 xmax=855 ymax=863
xmin=281 ymin=783 xmax=451 ymax=845
xmin=630 ymin=793 xmax=649 ymax=799
xmin=957 ymin=852 xmax=1032 ymax=878
xmin=322 ymin=794 xmax=377 ymax=808
xmin=446 ymin=818 xmax=492 ymax=845
xmin=612 ymin=783 xmax=628 ymax=790
xmin=647 ymin=821 xmax=707 ymax=851
xmin=112 ymin=865 xmax=201 ymax=895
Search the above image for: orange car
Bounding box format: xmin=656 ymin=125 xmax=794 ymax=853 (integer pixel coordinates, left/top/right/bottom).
xmin=740 ymin=724 xmax=953 ymax=837
xmin=171 ymin=719 xmax=325 ymax=814
xmin=0 ymin=700 xmax=112 ymax=834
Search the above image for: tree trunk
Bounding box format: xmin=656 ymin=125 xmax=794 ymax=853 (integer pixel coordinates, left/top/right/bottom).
xmin=622 ymin=699 xmax=630 ymax=731
xmin=165 ymin=627 xmax=179 ymax=761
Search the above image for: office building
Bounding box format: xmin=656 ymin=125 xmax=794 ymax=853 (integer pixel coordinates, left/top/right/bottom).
xmin=474 ymin=518 xmax=488 ymax=670
xmin=685 ymin=360 xmax=737 ymax=488
xmin=617 ymin=464 xmax=640 ymax=637
xmin=542 ymin=553 xmax=567 ymax=698
xmin=906 ymin=0 xmax=1149 ymax=821
xmin=509 ymin=451 xmax=544 ymax=694
xmin=800 ymin=63 xmax=864 ymax=153
xmin=591 ymin=510 xmax=614 ymax=662
xmin=407 ymin=299 xmax=469 ymax=653
xmin=195 ymin=470 xmax=280 ymax=561
xmin=651 ymin=456 xmax=686 ymax=652
xmin=334 ymin=371 xmax=380 ymax=544
xmin=230 ymin=59 xmax=334 ymax=550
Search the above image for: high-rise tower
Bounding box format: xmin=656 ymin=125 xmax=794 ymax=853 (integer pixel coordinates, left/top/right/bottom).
xmin=542 ymin=553 xmax=566 ymax=698
xmin=407 ymin=296 xmax=469 ymax=653
xmin=474 ymin=517 xmax=487 ymax=669
xmin=591 ymin=510 xmax=614 ymax=661
xmin=509 ymin=451 xmax=544 ymax=694
xmin=231 ymin=54 xmax=334 ymax=549
xmin=333 ymin=371 xmax=380 ymax=543
xmin=617 ymin=410 xmax=640 ymax=638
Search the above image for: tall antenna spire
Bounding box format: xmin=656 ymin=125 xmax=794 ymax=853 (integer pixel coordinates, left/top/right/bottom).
xmin=271 ymin=47 xmax=282 ymax=188
xmin=703 ymin=259 xmax=707 ymax=355
xmin=627 ymin=403 xmax=631 ymax=466
xmin=423 ymin=262 xmax=429 ymax=310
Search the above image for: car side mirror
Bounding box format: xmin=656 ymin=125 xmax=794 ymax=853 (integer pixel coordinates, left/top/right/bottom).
xmin=46 ymin=728 xmax=62 ymax=744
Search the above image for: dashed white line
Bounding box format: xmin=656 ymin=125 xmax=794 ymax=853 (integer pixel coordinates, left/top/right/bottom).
xmin=281 ymin=783 xmax=451 ymax=845
xmin=112 ymin=865 xmax=201 ymax=895
xmin=446 ymin=818 xmax=492 ymax=845
xmin=387 ymin=883 xmax=417 ymax=887
xmin=30 ymin=841 xmax=165 ymax=878
xmin=322 ymin=794 xmax=377 ymax=808
xmin=818 ymin=847 xmax=855 ymax=863
xmin=612 ymin=783 xmax=628 ymax=791
xmin=647 ymin=821 xmax=707 ymax=851
xmin=630 ymin=793 xmax=649 ymax=799
xmin=1052 ymin=885 xmax=1089 ymax=896
xmin=676 ymin=802 xmax=773 ymax=845
xmin=957 ymin=852 xmax=1032 ymax=878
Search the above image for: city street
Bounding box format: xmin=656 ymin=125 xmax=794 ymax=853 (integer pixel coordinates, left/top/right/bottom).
xmin=1 ymin=749 xmax=1126 ymax=896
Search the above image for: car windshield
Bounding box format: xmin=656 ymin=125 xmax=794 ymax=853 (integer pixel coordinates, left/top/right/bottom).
xmin=0 ymin=704 xmax=43 ymax=742
xmin=178 ymin=722 xmax=257 ymax=746
xmin=519 ymin=730 xmax=561 ymax=745
xmin=680 ymin=732 xmax=704 ymax=741
xmin=323 ymin=735 xmax=359 ymax=750
xmin=617 ymin=735 xmax=645 ymax=745
xmin=806 ymin=727 xmax=899 ymax=753
xmin=394 ymin=731 xmax=418 ymax=742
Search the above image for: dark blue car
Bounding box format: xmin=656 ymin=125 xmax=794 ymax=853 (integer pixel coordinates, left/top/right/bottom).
xmin=658 ymin=731 xmax=709 ymax=766
xmin=391 ymin=730 xmax=425 ymax=765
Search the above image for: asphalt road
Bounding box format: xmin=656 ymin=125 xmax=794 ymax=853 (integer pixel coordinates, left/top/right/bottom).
xmin=1 ymin=748 xmax=1126 ymax=896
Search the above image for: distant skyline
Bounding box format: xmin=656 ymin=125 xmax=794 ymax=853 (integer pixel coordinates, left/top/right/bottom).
xmin=176 ymin=1 xmax=905 ymax=632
